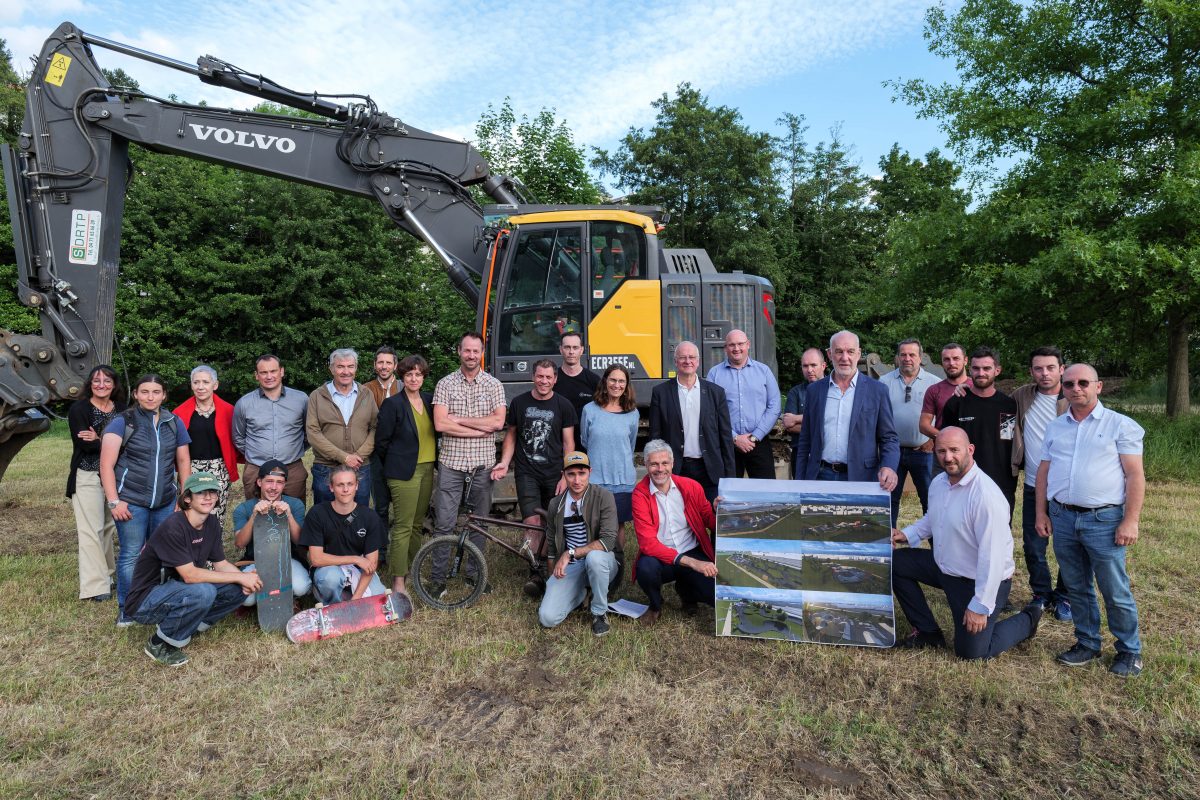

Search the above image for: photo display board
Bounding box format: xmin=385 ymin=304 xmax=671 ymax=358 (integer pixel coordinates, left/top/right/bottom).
xmin=714 ymin=478 xmax=895 ymax=647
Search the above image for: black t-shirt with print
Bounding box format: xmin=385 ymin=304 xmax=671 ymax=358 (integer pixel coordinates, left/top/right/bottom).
xmin=506 ymin=392 xmax=578 ymax=483
xmin=126 ymin=511 xmax=225 ymax=616
xmin=298 ymin=502 xmax=384 ymax=558
xmin=941 ymin=390 xmax=1018 ymax=503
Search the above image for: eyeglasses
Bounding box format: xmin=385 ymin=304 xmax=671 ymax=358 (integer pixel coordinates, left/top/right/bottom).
xmin=1062 ymin=380 xmax=1092 ymax=389
xmin=904 ymin=385 xmax=912 ymax=403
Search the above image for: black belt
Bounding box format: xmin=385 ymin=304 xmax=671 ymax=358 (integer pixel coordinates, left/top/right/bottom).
xmin=683 ymin=457 xmax=705 ymax=463
xmin=820 ymin=461 xmax=848 ymax=474
xmin=1055 ymin=500 xmax=1118 ymax=514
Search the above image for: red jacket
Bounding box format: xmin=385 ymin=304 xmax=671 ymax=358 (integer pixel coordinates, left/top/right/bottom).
xmin=632 ymin=474 xmax=715 ymax=575
xmin=174 ymin=394 xmax=240 ymax=481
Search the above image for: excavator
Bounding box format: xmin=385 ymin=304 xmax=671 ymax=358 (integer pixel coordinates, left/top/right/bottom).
xmin=0 ymin=22 xmax=777 ymax=480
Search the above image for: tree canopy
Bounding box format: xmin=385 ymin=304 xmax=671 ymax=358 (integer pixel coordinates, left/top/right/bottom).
xmin=896 ymin=0 xmax=1200 ymax=415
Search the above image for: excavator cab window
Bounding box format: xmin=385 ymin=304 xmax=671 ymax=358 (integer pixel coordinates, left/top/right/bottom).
xmin=589 ymin=222 xmax=644 ymax=317
xmin=498 ymin=226 xmax=584 ymax=356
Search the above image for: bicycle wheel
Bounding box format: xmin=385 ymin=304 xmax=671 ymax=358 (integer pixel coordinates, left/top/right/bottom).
xmin=410 ymin=534 xmax=488 ymax=611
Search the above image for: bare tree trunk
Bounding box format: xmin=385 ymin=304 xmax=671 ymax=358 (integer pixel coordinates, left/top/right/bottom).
xmin=1166 ymin=308 xmax=1191 ymax=419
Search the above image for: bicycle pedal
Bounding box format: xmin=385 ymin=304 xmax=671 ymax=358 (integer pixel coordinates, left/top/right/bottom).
xmin=518 ymin=539 xmax=538 ymax=567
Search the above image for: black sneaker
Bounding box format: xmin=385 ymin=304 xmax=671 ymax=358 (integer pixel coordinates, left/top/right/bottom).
xmin=1109 ymin=652 xmax=1143 ymax=678
xmin=1056 ymin=643 xmax=1101 ymax=667
xmin=144 ymin=636 xmax=188 ymax=667
xmin=425 ymin=582 xmax=446 ymax=601
xmin=522 ymin=572 xmax=546 ymax=599
xmin=1022 ymin=601 xmax=1044 ymax=640
xmin=591 ymin=614 xmax=610 ymax=637
xmin=895 ymin=629 xmax=946 ymax=650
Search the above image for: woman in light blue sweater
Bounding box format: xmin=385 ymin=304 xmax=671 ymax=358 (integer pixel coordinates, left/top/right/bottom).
xmin=579 ymin=365 xmax=640 ymax=525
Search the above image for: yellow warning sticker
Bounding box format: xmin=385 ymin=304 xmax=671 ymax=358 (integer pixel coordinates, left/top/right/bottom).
xmin=45 ymin=53 xmax=72 ymax=87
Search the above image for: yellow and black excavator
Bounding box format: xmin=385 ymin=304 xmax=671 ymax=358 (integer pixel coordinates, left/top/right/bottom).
xmin=0 ymin=22 xmax=777 ymax=479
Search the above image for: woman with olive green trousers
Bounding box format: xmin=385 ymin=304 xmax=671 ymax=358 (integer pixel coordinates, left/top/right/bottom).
xmin=374 ymin=354 xmax=437 ymax=597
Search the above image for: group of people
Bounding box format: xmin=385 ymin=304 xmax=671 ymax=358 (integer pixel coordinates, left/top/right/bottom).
xmin=64 ymin=328 xmax=1145 ymax=678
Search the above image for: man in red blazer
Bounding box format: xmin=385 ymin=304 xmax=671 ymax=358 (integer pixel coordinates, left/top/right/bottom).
xmin=632 ymin=439 xmax=719 ymax=626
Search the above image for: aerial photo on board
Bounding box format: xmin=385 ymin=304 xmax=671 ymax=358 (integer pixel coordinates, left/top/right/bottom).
xmin=716 ymin=539 xmax=889 ymax=594
xmin=717 ymin=480 xmax=890 ymax=543
xmin=714 ymin=586 xmax=895 ymax=647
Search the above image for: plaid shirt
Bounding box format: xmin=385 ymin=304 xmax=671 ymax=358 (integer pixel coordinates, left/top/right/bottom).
xmin=432 ymin=368 xmax=507 ymax=471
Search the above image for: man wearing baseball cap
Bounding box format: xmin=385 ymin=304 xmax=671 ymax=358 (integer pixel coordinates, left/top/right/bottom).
xmin=125 ymin=472 xmax=262 ymax=666
xmin=231 ymin=459 xmax=312 ymax=605
xmin=538 ymin=452 xmax=619 ymax=636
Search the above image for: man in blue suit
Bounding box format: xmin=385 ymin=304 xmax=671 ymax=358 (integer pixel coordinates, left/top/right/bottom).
xmin=795 ymin=330 xmax=900 ymax=492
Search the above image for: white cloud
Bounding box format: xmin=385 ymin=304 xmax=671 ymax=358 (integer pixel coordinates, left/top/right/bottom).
xmin=2 ymin=0 xmax=932 ymax=151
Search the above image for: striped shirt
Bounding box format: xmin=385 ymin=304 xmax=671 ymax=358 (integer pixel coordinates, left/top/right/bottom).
xmin=432 ymin=368 xmax=507 ymax=471
xmin=563 ymin=492 xmax=589 ymax=559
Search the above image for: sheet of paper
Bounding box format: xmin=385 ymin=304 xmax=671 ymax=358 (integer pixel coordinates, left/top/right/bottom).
xmin=608 ymin=598 xmax=649 ymax=618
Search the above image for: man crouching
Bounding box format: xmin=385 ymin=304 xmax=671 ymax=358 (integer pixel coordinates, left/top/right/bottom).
xmin=538 ymin=452 xmax=619 ymax=636
xmin=126 ymin=472 xmax=262 ymax=666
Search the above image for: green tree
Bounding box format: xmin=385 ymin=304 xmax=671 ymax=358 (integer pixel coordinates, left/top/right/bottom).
xmin=0 ymin=39 xmax=37 ymax=334
xmin=592 ymin=83 xmax=779 ymax=273
xmin=474 ymin=99 xmax=602 ymax=204
xmin=897 ymin=0 xmax=1200 ymax=415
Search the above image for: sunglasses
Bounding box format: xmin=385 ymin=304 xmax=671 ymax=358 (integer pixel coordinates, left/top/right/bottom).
xmin=904 ymin=385 xmax=912 ymax=402
xmin=1062 ymin=379 xmax=1093 ymax=389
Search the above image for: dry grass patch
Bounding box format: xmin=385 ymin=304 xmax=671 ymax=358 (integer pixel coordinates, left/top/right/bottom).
xmin=0 ymin=432 xmax=1197 ymax=799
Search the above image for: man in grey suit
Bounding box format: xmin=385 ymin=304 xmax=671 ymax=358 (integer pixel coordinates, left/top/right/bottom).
xmin=649 ymin=341 xmax=735 ymax=502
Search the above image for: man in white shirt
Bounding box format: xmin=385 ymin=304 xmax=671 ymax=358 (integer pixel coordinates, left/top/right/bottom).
xmin=891 ymin=427 xmax=1042 ymax=659
xmin=1035 ymin=363 xmax=1145 ymax=677
xmin=1010 ymin=346 xmax=1071 ymax=620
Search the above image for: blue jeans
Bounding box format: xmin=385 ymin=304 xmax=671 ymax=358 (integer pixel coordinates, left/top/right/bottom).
xmin=311 ymin=565 xmax=386 ymax=605
xmin=130 ymin=579 xmax=246 ymax=647
xmin=1050 ymin=500 xmax=1140 ymax=654
xmin=115 ymin=502 xmax=176 ymax=617
xmin=311 ymin=463 xmax=372 ymax=506
xmin=891 ymin=447 xmax=933 ymax=525
xmin=1021 ymin=485 xmax=1067 ymax=602
xmin=538 ymin=550 xmax=616 ymax=627
xmin=240 ymin=560 xmax=313 ymax=607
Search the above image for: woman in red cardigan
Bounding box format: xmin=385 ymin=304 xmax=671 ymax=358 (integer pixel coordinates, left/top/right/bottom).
xmin=174 ymin=365 xmax=240 ymax=521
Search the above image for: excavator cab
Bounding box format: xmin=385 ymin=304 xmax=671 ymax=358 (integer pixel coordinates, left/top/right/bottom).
xmin=480 ymin=206 xmax=775 ymax=403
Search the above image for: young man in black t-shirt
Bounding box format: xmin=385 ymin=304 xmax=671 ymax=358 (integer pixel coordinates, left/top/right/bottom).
xmin=555 ymin=332 xmax=600 ymax=420
xmin=300 ymin=464 xmax=387 ymax=604
xmin=127 ymin=472 xmax=261 ymax=666
xmin=491 ymin=360 xmax=578 ymax=597
xmin=941 ymin=347 xmax=1018 ymax=512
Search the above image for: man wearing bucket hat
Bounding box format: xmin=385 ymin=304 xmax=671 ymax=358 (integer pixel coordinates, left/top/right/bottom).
xmin=538 ymin=452 xmax=619 ymax=636
xmin=125 ymin=472 xmax=262 ymax=666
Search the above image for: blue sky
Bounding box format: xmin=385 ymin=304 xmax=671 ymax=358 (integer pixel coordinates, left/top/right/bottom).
xmin=2 ymin=0 xmax=962 ymax=189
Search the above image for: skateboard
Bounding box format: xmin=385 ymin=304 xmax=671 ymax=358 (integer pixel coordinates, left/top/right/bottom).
xmin=253 ymin=511 xmax=293 ymax=633
xmin=286 ymin=591 xmax=413 ymax=643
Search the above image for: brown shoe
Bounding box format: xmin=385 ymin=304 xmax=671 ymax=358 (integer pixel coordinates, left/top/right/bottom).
xmin=639 ymin=608 xmax=661 ymax=626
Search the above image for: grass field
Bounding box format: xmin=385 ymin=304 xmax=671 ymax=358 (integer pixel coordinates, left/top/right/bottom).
xmin=2 ymin=425 xmax=1199 ymax=798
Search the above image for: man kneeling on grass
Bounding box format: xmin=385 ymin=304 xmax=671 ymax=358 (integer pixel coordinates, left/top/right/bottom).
xmin=300 ymin=464 xmax=387 ymax=604
xmin=127 ymin=472 xmax=262 ymax=667
xmin=630 ymin=439 xmax=718 ymax=626
xmin=538 ymin=452 xmax=619 ymax=636
xmin=891 ymin=427 xmax=1042 ymax=659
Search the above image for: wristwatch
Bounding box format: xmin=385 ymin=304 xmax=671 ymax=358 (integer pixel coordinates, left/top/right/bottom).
xmin=568 ymin=547 xmax=577 ymax=560
xmin=748 ymin=434 xmax=759 ymax=444
xmin=107 ymin=500 xmax=119 ymax=510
